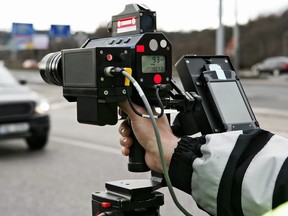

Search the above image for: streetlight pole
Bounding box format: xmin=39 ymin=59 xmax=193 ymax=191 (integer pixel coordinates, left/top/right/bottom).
xmin=216 ymin=0 xmax=225 ymax=55
xmin=233 ymin=0 xmax=240 ymax=71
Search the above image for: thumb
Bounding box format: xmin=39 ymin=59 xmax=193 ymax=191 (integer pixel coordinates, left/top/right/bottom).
xmin=118 ymin=100 xmax=131 ymax=114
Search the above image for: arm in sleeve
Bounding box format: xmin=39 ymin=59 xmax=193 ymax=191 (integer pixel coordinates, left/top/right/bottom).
xmin=169 ymin=129 xmax=288 ymax=216
xmin=168 ymin=135 xmax=206 ymax=194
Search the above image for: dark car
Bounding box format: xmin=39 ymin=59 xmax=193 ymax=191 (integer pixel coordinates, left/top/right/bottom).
xmin=0 ymin=63 xmax=50 ymax=150
xmin=251 ymin=56 xmax=288 ymax=76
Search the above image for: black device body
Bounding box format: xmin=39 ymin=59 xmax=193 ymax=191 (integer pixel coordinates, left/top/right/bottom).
xmin=61 ymin=32 xmax=172 ymax=126
xmin=62 ymin=46 xmax=131 ymax=126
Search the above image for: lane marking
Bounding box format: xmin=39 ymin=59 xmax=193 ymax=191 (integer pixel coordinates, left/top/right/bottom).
xmin=50 ymin=101 xmax=74 ymax=110
xmin=253 ymin=107 xmax=288 ymax=118
xmin=50 ymin=136 xmax=121 ymax=155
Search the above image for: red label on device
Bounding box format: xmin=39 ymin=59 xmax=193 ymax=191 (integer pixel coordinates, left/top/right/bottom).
xmin=117 ymin=16 xmax=137 ymax=34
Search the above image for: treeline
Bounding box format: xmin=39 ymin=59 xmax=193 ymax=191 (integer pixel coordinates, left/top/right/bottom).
xmin=1 ymin=9 xmax=288 ymax=69
xmin=162 ymin=9 xmax=288 ymax=69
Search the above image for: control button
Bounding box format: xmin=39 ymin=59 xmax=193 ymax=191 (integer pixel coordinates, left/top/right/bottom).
xmin=106 ymin=54 xmax=113 ymax=61
xmin=160 ymin=39 xmax=167 ymax=48
xmin=116 ymin=38 xmax=123 ymax=44
xmin=108 ymin=39 xmax=115 ymax=45
xmin=124 ymin=37 xmax=131 ymax=43
xmin=136 ymin=45 xmax=145 ymax=53
xmin=154 ymin=74 xmax=162 ymax=84
xmin=149 ymin=39 xmax=158 ymax=51
xmin=101 ymin=202 xmax=111 ymax=208
xmin=120 ymin=53 xmax=128 ymax=61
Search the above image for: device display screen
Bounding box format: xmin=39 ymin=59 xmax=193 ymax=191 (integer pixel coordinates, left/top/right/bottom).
xmin=142 ymin=55 xmax=165 ymax=73
xmin=209 ymin=81 xmax=252 ymax=124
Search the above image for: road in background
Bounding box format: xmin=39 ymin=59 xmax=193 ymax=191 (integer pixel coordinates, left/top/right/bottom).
xmin=241 ymin=75 xmax=288 ymax=137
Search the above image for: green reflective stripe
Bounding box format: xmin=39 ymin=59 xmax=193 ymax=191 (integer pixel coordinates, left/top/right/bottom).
xmin=191 ymin=130 xmax=243 ymax=215
xmin=262 ymin=201 xmax=288 ymax=216
xmin=242 ymin=135 xmax=288 ymax=216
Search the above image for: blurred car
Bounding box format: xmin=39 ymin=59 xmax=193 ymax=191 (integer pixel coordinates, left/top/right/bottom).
xmin=22 ymin=59 xmax=38 ymax=69
xmin=251 ymin=56 xmax=288 ymax=76
xmin=0 ymin=62 xmax=50 ymax=150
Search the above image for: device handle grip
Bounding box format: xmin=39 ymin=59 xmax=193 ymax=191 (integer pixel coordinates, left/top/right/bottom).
xmin=128 ymin=124 xmax=150 ymax=172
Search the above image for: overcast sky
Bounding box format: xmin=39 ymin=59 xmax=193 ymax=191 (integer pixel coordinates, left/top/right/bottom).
xmin=2 ymin=0 xmax=288 ymax=33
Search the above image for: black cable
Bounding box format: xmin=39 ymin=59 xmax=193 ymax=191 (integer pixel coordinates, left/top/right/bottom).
xmin=127 ymin=92 xmax=144 ymax=117
xmin=155 ymin=85 xmax=164 ymax=118
xmin=126 ymin=84 xmax=164 ymax=119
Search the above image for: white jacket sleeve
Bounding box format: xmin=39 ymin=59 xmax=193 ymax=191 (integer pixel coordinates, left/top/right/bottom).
xmin=169 ymin=129 xmax=288 ymax=216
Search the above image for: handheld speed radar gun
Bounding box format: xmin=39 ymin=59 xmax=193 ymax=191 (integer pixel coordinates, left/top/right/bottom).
xmin=39 ymin=4 xmax=259 ymax=216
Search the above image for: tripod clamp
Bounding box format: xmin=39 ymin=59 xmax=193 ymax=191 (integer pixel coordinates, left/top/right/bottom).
xmin=92 ymin=179 xmax=164 ymax=215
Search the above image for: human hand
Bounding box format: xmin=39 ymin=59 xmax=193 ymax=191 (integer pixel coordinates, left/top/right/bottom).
xmin=118 ymin=101 xmax=180 ymax=173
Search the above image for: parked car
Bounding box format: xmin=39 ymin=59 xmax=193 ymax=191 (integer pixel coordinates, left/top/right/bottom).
xmin=22 ymin=59 xmax=38 ymax=69
xmin=0 ymin=62 xmax=50 ymax=150
xmin=251 ymin=56 xmax=288 ymax=76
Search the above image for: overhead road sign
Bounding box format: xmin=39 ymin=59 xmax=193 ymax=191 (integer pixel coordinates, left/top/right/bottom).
xmin=11 ymin=23 xmax=34 ymax=36
xmin=50 ymin=25 xmax=71 ymax=38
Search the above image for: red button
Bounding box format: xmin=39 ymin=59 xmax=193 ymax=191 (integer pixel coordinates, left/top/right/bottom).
xmin=106 ymin=54 xmax=113 ymax=61
xmin=154 ymin=74 xmax=162 ymax=84
xmin=101 ymin=202 xmax=111 ymax=208
xmin=136 ymin=45 xmax=145 ymax=52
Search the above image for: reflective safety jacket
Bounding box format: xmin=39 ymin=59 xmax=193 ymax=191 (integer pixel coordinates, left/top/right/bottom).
xmin=169 ymin=129 xmax=288 ymax=216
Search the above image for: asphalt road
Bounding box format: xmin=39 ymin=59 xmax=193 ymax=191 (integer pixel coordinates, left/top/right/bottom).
xmin=1 ymin=70 xmax=288 ymax=216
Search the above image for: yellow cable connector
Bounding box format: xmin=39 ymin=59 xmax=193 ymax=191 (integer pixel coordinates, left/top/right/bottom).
xmin=123 ymin=67 xmax=132 ymax=86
